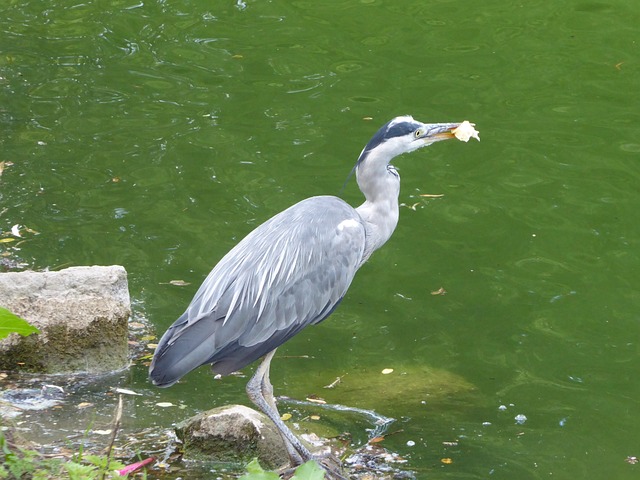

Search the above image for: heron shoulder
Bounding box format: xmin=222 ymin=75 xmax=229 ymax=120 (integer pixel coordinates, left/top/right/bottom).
xmin=187 ymin=195 xmax=366 ymax=321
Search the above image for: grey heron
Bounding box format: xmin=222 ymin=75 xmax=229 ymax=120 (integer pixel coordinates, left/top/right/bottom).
xmin=149 ymin=116 xmax=475 ymax=476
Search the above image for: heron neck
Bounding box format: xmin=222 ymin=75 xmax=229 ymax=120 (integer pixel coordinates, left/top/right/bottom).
xmin=355 ymin=157 xmax=400 ymax=263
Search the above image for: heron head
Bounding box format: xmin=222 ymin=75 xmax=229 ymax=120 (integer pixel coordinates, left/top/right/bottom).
xmin=356 ymin=115 xmax=461 ymax=166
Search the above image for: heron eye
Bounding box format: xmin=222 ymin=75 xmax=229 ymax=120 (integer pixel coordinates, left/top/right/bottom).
xmin=414 ymin=129 xmax=424 ymax=138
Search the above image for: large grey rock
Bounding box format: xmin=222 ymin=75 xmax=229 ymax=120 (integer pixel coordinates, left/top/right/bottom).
xmin=175 ymin=404 xmax=290 ymax=470
xmin=0 ymin=265 xmax=130 ymax=374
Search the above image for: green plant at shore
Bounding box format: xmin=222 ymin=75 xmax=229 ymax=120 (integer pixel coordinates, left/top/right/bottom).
xmin=0 ymin=307 xmax=39 ymax=340
xmin=0 ymin=431 xmax=130 ymax=480
xmin=239 ymin=458 xmax=326 ymax=480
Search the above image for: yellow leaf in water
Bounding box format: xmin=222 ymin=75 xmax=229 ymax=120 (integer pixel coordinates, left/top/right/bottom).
xmin=381 ymin=368 xmax=394 ymax=375
xmin=310 ymin=415 xmax=321 ymax=421
xmin=368 ymin=436 xmax=385 ymax=444
xmin=0 ymin=238 xmax=15 ymax=243
xmin=441 ymin=458 xmax=453 ymax=464
xmin=281 ymin=413 xmax=292 ymax=421
xmin=155 ymin=402 xmax=174 ymax=408
xmin=169 ymin=280 xmax=190 ymax=286
xmin=77 ymin=402 xmax=93 ymax=409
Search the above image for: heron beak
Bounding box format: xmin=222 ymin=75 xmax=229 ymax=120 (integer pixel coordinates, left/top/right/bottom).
xmin=423 ymin=123 xmax=461 ymax=143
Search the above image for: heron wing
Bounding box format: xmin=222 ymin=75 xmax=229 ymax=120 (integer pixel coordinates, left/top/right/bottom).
xmin=149 ymin=196 xmax=366 ymax=386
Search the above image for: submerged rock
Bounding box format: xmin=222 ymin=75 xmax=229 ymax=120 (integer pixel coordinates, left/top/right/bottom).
xmin=175 ymin=404 xmax=290 ymax=470
xmin=0 ymin=265 xmax=130 ymax=374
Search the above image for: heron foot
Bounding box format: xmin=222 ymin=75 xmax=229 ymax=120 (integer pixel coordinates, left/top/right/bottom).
xmin=314 ymin=453 xmax=347 ymax=480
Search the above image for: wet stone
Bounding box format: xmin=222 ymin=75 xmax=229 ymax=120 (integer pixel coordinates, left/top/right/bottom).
xmin=0 ymin=265 xmax=131 ymax=374
xmin=175 ymin=404 xmax=290 ymax=470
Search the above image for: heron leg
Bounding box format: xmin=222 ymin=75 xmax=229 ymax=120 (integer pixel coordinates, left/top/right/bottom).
xmin=246 ymin=349 xmax=312 ymax=465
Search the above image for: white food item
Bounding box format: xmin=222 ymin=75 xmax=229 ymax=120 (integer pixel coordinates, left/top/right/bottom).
xmin=452 ymin=121 xmax=480 ymax=142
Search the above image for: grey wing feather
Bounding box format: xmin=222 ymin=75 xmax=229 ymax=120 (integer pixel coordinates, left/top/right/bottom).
xmin=149 ymin=196 xmax=366 ymax=386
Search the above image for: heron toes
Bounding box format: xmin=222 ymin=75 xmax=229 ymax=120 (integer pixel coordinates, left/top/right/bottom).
xmin=315 ymin=454 xmax=347 ymax=480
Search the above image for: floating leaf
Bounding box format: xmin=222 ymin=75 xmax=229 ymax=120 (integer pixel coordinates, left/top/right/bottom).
xmin=305 ymin=397 xmax=326 ymax=404
xmin=155 ymin=402 xmax=174 ymax=408
xmin=309 ymin=415 xmax=321 ymax=421
xmin=169 ymin=279 xmax=190 ymax=286
xmin=441 ymin=457 xmax=453 ymax=464
xmin=114 ymin=388 xmax=142 ymax=396
xmin=431 ymin=287 xmax=447 ymax=296
xmin=381 ymin=368 xmax=394 ymax=375
xmin=281 ymin=413 xmax=292 ymax=421
xmin=323 ymin=376 xmax=342 ymax=389
xmin=0 ymin=238 xmax=15 ymax=243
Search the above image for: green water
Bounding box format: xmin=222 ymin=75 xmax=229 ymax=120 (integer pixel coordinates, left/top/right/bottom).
xmin=2 ymin=0 xmax=640 ymax=478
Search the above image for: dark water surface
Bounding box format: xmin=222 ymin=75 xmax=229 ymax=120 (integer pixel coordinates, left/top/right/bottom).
xmin=2 ymin=0 xmax=639 ymax=478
